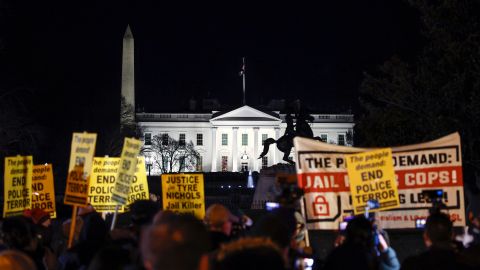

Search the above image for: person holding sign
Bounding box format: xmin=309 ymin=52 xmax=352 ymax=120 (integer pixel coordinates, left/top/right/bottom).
xmin=88 ymin=156 xmax=149 ymax=213
xmin=3 ymin=156 xmax=33 ymax=217
xmin=204 ymin=204 xmax=239 ymax=251
xmin=346 ymin=148 xmax=400 ymax=215
xmin=161 ymin=173 xmax=206 ymax=219
xmin=402 ymin=212 xmax=464 ymax=270
xmin=110 ymin=137 xmax=142 ymax=230
xmin=63 ymin=132 xmax=97 ymax=248
xmin=323 ymin=215 xmax=400 ymax=270
xmin=32 ymin=164 xmax=57 ymax=219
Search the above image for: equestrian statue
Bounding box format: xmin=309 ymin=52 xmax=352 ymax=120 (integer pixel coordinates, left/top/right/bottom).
xmin=258 ymin=110 xmax=322 ymax=164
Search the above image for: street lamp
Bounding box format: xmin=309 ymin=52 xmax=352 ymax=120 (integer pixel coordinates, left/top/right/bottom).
xmin=146 ymin=155 xmax=152 ymax=176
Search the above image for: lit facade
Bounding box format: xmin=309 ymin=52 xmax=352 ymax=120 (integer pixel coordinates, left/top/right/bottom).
xmin=137 ymin=106 xmax=354 ymax=174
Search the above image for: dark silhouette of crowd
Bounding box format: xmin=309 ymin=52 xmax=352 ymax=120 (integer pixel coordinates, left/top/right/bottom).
xmin=1 ymin=202 xmax=480 ymax=270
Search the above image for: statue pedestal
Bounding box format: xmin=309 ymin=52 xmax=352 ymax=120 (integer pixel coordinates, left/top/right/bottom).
xmin=251 ymin=163 xmax=296 ymax=209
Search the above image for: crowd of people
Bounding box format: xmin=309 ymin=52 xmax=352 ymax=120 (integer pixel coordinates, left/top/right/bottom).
xmin=0 ymin=201 xmax=479 ymax=270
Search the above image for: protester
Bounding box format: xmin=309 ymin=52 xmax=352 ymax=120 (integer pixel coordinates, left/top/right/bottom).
xmin=401 ymin=212 xmax=462 ymax=270
xmin=58 ymin=211 xmax=109 ymax=270
xmin=0 ymin=250 xmax=37 ymax=270
xmin=0 ymin=216 xmax=56 ymax=270
xmin=9 ymin=197 xmax=479 ymax=270
xmin=250 ymin=207 xmax=297 ymax=260
xmin=60 ymin=216 xmax=83 ymax=252
xmin=129 ymin=200 xmax=161 ymax=234
xmin=204 ymin=204 xmax=239 ymax=251
xmin=142 ymin=213 xmax=210 ymax=270
xmin=456 ymin=211 xmax=480 ymax=269
xmin=24 ymin=208 xmax=56 ymax=254
xmin=24 ymin=208 xmax=52 ymax=228
xmin=214 ymin=237 xmax=286 ymax=270
xmin=467 ymin=210 xmax=480 ymax=246
xmin=87 ymin=245 xmax=134 ymax=270
xmin=323 ymin=215 xmax=400 ymax=270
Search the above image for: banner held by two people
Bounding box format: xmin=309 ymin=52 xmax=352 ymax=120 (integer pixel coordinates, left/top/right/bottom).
xmin=294 ymin=133 xmax=465 ymax=229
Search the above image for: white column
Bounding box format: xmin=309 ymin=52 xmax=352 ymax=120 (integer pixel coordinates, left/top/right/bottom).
xmin=274 ymin=127 xmax=280 ymax=164
xmin=232 ymin=127 xmax=238 ymax=172
xmin=210 ymin=127 xmax=217 ymax=172
xmin=253 ymin=127 xmax=259 ymax=171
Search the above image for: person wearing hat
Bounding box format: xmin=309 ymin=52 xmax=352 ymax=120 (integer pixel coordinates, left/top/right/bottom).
xmin=204 ymin=204 xmax=239 ymax=251
xmin=26 ymin=209 xmax=51 ymax=228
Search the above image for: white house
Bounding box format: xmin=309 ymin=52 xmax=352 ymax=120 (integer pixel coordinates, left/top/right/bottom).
xmin=137 ymin=106 xmax=354 ymax=174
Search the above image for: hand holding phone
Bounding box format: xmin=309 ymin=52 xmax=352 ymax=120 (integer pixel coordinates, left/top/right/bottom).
xmin=377 ymin=233 xmax=388 ymax=252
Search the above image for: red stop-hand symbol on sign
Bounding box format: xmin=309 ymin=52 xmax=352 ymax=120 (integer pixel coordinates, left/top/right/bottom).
xmin=312 ymin=195 xmax=330 ymax=216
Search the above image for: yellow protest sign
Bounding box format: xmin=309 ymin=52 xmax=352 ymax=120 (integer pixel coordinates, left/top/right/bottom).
xmin=127 ymin=156 xmax=149 ymax=205
xmin=161 ymin=173 xmax=205 ymax=219
xmin=89 ymin=156 xmax=149 ymax=212
xmin=32 ymin=164 xmax=56 ymax=218
xmin=89 ymin=157 xmax=121 ymax=212
xmin=112 ymin=138 xmax=142 ymax=205
xmin=64 ymin=132 xmax=97 ymax=206
xmin=346 ymin=148 xmax=400 ymax=214
xmin=3 ymin=156 xmax=33 ymax=217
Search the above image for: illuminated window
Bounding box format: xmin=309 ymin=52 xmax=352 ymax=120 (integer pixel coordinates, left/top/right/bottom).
xmin=262 ymin=134 xmax=268 ymax=145
xmin=222 ymin=134 xmax=228 ymax=146
xmin=242 ymin=134 xmax=248 ymax=146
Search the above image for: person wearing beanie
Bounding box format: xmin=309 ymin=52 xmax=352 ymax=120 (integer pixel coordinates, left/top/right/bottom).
xmin=204 ymin=204 xmax=239 ymax=251
xmin=23 ymin=208 xmax=51 ymax=228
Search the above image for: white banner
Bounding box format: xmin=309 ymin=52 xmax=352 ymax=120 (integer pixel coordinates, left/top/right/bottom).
xmin=293 ymin=133 xmax=465 ymax=230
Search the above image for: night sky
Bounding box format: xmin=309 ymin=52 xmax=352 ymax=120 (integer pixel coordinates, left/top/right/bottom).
xmin=1 ymin=0 xmax=421 ymax=119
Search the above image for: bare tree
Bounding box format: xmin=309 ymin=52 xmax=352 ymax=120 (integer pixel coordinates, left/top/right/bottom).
xmin=149 ymin=134 xmax=200 ymax=173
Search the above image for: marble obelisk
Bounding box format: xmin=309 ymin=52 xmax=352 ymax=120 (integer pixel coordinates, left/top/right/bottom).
xmin=121 ymin=25 xmax=135 ymax=127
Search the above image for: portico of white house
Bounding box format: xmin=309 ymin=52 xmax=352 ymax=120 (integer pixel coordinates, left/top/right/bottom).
xmin=137 ymin=105 xmax=354 ymax=175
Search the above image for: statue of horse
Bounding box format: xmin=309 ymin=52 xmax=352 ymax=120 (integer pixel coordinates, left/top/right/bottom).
xmin=258 ymin=112 xmax=316 ymax=164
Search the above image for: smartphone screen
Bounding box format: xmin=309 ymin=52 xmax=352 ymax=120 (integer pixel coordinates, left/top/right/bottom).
xmin=265 ymin=202 xmax=280 ymax=211
xmin=415 ymin=218 xmax=426 ymax=229
xmin=295 ymin=258 xmax=314 ymax=270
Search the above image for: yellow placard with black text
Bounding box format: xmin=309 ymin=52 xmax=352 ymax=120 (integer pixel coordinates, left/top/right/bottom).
xmin=89 ymin=157 xmax=121 ymax=212
xmin=127 ymin=156 xmax=149 ymax=206
xmin=346 ymin=148 xmax=400 ymax=214
xmin=64 ymin=132 xmax=97 ymax=206
xmin=32 ymin=164 xmax=57 ymax=218
xmin=3 ymin=156 xmax=33 ymax=217
xmin=89 ymin=156 xmax=149 ymax=212
xmin=161 ymin=173 xmax=205 ymax=219
xmin=111 ymin=138 xmax=142 ymax=205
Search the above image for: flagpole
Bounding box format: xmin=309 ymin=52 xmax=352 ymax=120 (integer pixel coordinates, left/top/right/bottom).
xmin=242 ymin=57 xmax=246 ymax=105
